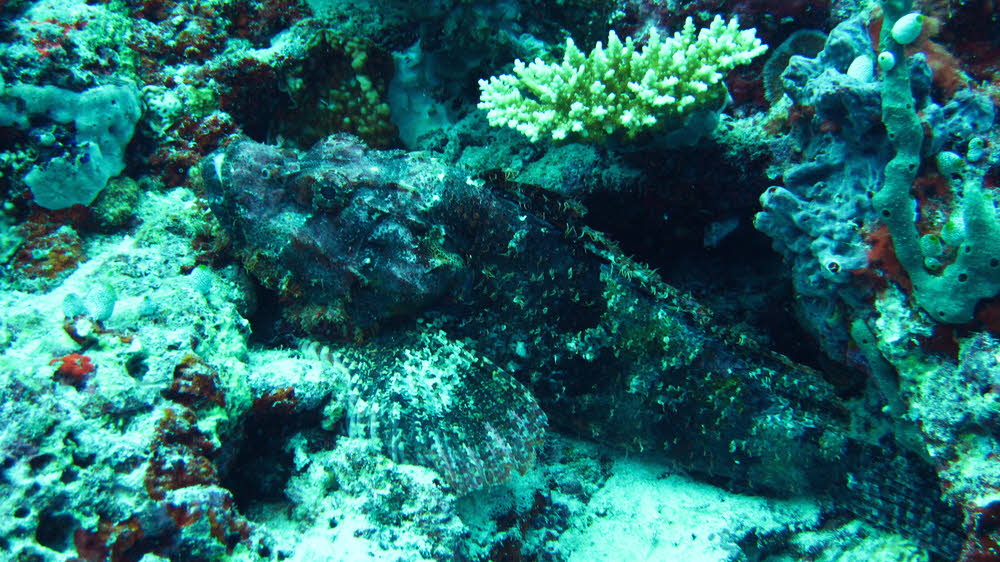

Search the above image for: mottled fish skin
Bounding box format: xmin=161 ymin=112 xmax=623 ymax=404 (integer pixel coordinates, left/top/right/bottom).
xmin=203 ymin=135 xmax=470 ymax=338
xmin=332 ymin=328 xmax=549 ymax=496
xmin=203 ymin=135 xmax=964 ymax=555
xmin=205 ymin=135 xmax=551 ymax=494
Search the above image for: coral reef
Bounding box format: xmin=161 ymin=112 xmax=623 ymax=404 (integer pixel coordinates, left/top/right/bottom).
xmin=4 ymin=0 xmax=1000 ymax=559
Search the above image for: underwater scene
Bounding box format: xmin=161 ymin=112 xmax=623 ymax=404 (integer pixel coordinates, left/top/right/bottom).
xmin=2 ymin=0 xmax=1000 ymax=560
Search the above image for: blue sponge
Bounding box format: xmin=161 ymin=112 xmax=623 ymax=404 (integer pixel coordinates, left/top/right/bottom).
xmin=0 ymin=83 xmax=141 ymax=209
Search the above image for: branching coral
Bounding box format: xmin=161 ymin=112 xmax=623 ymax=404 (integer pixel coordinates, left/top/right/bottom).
xmin=478 ymin=15 xmax=767 ymax=143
